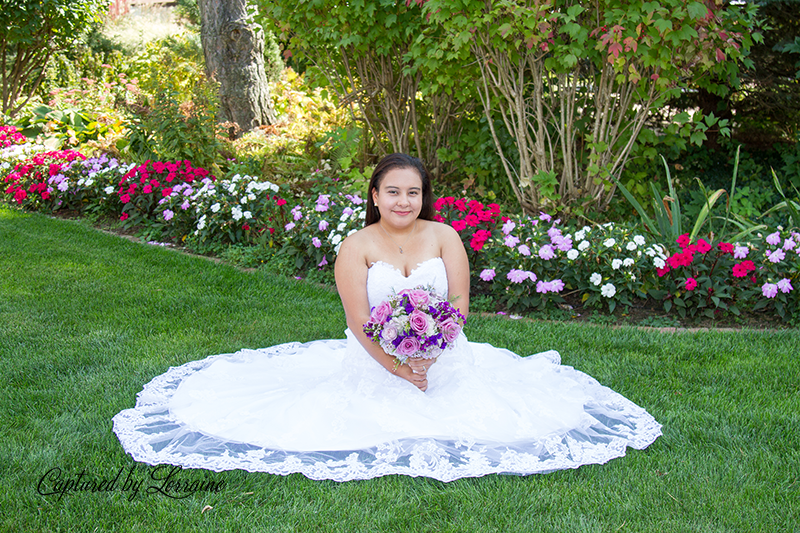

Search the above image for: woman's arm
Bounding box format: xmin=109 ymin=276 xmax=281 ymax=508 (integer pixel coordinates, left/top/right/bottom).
xmin=334 ymin=233 xmax=429 ymax=391
xmin=439 ymin=224 xmax=470 ymax=319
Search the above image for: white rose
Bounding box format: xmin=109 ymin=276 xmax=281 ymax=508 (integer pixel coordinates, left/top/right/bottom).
xmin=626 ymin=241 xmax=637 ymax=251
xmin=612 ymin=258 xmax=622 ymax=270
xmin=210 ymin=203 xmax=221 ymax=213
xmin=603 ymin=238 xmax=616 ymax=247
xmin=634 ymin=235 xmax=646 ymax=246
xmin=623 ymin=258 xmax=634 ymax=267
xmin=578 ymin=240 xmax=590 ymax=252
xmin=567 ymin=249 xmax=579 ymax=260
xmin=590 ymin=272 xmax=602 ymax=286
xmin=600 ymin=283 xmax=616 ymax=298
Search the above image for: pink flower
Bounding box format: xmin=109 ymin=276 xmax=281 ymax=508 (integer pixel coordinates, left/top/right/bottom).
xmin=163 ymin=209 xmax=174 ymax=221
xmin=318 ymin=256 xmax=328 ymax=267
xmin=676 ymin=233 xmax=692 ymax=249
xmin=370 ymin=301 xmax=393 ymax=323
xmin=479 ymin=268 xmax=496 ymax=282
xmin=120 ymin=213 xmax=129 ymax=221
xmin=407 ymin=289 xmax=430 ymax=307
xmin=396 ymin=336 xmax=421 ymax=357
xmin=536 ymin=280 xmax=550 ymax=293
xmin=777 ymin=278 xmax=793 ymax=293
xmin=550 ymin=279 xmax=565 ymax=292
xmin=408 ymin=309 xmax=429 ymax=334
xmin=718 ymin=242 xmax=734 ymax=254
xmin=539 ymin=212 xmax=551 ymax=222
xmin=502 ymin=220 xmax=516 ymax=235
xmin=762 ymin=283 xmax=778 ymax=299
xmin=312 ymin=237 xmax=322 ymax=248
xmin=768 ymin=249 xmax=785 ymax=263
xmin=507 ymin=269 xmax=528 ymax=283
xmin=120 ymin=194 xmax=131 ymax=204
xmin=451 ymin=219 xmax=467 ymax=232
xmin=440 ymin=318 xmax=461 ymax=343
xmin=285 ymin=222 xmax=295 ymax=231
xmin=381 ymin=324 xmax=398 ymax=342
xmin=318 ymin=220 xmax=328 ymax=231
xmin=518 ymin=244 xmax=531 ymax=256
xmin=685 ymin=277 xmax=698 ymax=291
xmin=504 ymin=235 xmax=520 ymax=248
xmin=733 ymin=245 xmax=749 ymax=259
xmin=766 ymin=231 xmax=781 ymax=246
xmin=142 ymin=184 xmax=152 ymax=194
xmin=538 ymin=244 xmax=555 ymax=260
xmin=784 ymin=238 xmax=796 ymax=251
xmin=696 ymin=239 xmax=712 ymax=254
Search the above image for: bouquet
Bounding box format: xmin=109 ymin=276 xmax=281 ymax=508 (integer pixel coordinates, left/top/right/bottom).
xmin=363 ymin=286 xmax=466 ymax=365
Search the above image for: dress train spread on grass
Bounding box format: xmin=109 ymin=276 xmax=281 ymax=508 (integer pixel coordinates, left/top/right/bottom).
xmin=113 ymin=257 xmax=661 ymax=482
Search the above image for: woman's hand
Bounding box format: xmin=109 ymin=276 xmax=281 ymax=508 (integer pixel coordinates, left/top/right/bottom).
xmin=396 ymin=363 xmax=429 ymax=391
xmin=407 ymin=357 xmax=436 ymax=376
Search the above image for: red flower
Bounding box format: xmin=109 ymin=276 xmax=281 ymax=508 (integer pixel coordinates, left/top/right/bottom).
xmin=676 ymin=233 xmax=692 ymax=249
xmin=242 ymin=224 xmax=250 ymax=230
xmin=685 ymin=277 xmax=698 ymax=291
xmin=696 ymin=239 xmax=712 ymax=254
xmin=162 ymin=187 xmax=173 ymax=197
xmin=717 ymin=242 xmax=734 ymax=254
xmin=454 ymin=199 xmax=467 ymax=212
xmin=741 ymin=260 xmax=755 ymax=272
xmin=142 ymin=184 xmax=152 ymax=194
xmin=657 ymin=266 xmax=671 ymax=277
xmin=434 ymin=197 xmax=446 ymax=211
xmin=120 ymin=213 xmax=129 ymax=221
xmin=451 ymin=219 xmax=467 ymax=231
xmin=433 ymin=214 xmax=445 ymax=223
xmin=468 ymin=199 xmax=484 ymax=213
xmin=268 ymin=227 xmax=275 ymax=234
xmin=120 ymin=194 xmax=131 ymax=204
xmin=465 ymin=214 xmax=480 ymax=227
xmin=276 ymin=198 xmax=287 ymax=206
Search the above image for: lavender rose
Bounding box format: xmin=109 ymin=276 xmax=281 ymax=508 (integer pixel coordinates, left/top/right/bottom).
xmin=370 ymin=301 xmax=393 ymax=323
xmin=440 ymin=318 xmax=461 ymax=343
xmin=407 ymin=289 xmax=430 ymax=307
xmin=396 ymin=336 xmax=421 ymax=357
xmin=408 ymin=309 xmax=429 ymax=334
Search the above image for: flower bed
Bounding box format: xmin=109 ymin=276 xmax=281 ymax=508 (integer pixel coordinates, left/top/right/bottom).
xmin=2 ymin=140 xmax=798 ymax=324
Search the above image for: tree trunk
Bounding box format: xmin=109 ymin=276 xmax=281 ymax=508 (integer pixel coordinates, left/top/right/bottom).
xmin=198 ymin=0 xmax=276 ymax=134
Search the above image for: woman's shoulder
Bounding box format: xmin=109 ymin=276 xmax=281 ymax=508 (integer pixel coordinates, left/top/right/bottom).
xmin=420 ymin=219 xmax=461 ymax=242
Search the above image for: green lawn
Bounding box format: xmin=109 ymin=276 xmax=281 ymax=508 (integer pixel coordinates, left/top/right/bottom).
xmin=1 ymin=207 xmax=798 ymax=532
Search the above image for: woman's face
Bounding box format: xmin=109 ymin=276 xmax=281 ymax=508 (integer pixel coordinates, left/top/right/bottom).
xmin=372 ymin=167 xmax=423 ymax=229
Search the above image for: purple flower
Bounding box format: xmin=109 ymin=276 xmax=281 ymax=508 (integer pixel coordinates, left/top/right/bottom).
xmin=319 ymin=220 xmax=329 ymax=231
xmin=766 ymin=231 xmax=781 ymax=246
xmin=518 ymin=244 xmax=531 ymax=256
xmin=504 ymin=235 xmax=520 ymax=248
xmin=163 ymin=209 xmax=174 ymax=221
xmin=440 ymin=318 xmax=461 ymax=343
xmin=507 ymin=269 xmax=528 ymax=283
xmin=180 ymin=200 xmax=190 ymax=210
xmin=762 ymin=283 xmax=778 ymax=299
xmin=343 ymin=207 xmax=354 ymax=216
xmin=285 ymin=222 xmax=295 ymax=231
xmin=502 ymin=220 xmax=516 ymax=235
xmin=539 ymin=244 xmax=555 ymax=260
xmin=768 ymin=248 xmax=785 ymax=263
xmin=550 ymin=279 xmax=565 ymax=292
xmin=733 ymin=245 xmax=749 ymax=259
xmin=536 ymin=280 xmax=550 ymax=293
xmin=547 ymin=227 xmax=562 ymax=240
xmin=784 ymin=238 xmax=796 ymax=251
xmin=479 ymin=268 xmax=496 ymax=282
xmin=371 ymin=301 xmax=393 ymax=323
xmin=539 ymin=212 xmax=552 ymax=222
xmin=312 ymin=237 xmax=322 ymax=248
xmin=292 ymin=208 xmax=303 ymax=221
xmin=777 ymin=278 xmax=793 ymax=293
xmin=318 ymin=256 xmax=329 ymax=267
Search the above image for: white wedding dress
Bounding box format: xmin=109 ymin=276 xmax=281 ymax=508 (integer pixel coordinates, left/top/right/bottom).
xmin=113 ymin=257 xmax=661 ymax=482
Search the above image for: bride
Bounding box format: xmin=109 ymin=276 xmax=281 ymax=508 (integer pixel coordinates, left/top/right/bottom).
xmin=113 ymin=153 xmax=661 ymax=482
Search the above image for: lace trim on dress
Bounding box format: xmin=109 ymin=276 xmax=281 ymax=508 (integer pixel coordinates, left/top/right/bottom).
xmin=112 ymin=341 xmax=662 ymax=482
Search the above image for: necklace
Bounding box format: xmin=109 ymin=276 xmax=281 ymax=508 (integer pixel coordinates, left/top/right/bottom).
xmin=379 ymin=219 xmax=417 ymax=254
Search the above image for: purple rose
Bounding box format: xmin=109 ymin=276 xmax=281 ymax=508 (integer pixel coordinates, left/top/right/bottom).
xmin=409 ymin=309 xmax=429 ymax=334
xmin=370 ymin=301 xmax=393 ymax=323
xmin=407 ymin=289 xmax=430 ymax=307
xmin=396 ymin=336 xmax=421 ymax=357
xmin=440 ymin=318 xmax=461 ymax=343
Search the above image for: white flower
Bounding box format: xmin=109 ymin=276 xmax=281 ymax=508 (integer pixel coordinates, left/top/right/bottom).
xmin=612 ymin=258 xmax=622 ymax=270
xmin=601 ymin=283 xmax=616 ymax=298
xmin=248 ymin=193 xmax=256 ymax=201
xmin=210 ymin=203 xmax=221 ymax=213
xmin=578 ymin=240 xmax=590 ymax=252
xmin=347 ymin=228 xmax=357 ymax=237
xmin=104 ymin=186 xmax=115 ymax=195
xmin=603 ymin=238 xmax=616 ymax=248
xmin=567 ymin=249 xmax=579 ymax=260
xmin=626 ymin=241 xmax=637 ymax=251
xmin=243 ymin=210 xmax=252 ymax=219
xmin=634 ymin=235 xmax=646 ymax=246
xmin=590 ymin=272 xmax=602 ymax=286
xmin=359 ymin=210 xmax=367 ymax=219
xmin=228 ymin=184 xmax=237 ymax=194
xmin=631 ymin=274 xmax=637 ymax=282
xmin=330 ymin=234 xmax=343 ymax=245
xmin=623 ymin=258 xmax=635 ymax=267
xmin=197 ymin=215 xmax=207 ymax=230
xmin=231 ymin=207 xmax=243 ymax=221
xmin=645 ymin=247 xmax=656 ymax=257
xmin=574 ymin=230 xmax=586 ymax=242
xmin=337 ymin=222 xmax=346 ymax=232
xmin=270 ymin=183 xmax=279 ymax=192
xmin=240 ymin=196 xmax=248 ymax=204
xmin=85 ymin=178 xmax=94 ymax=187
xmin=653 ymin=257 xmax=666 ymax=269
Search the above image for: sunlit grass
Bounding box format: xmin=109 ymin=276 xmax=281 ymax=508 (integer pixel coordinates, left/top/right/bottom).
xmin=1 ymin=207 xmax=798 ymax=532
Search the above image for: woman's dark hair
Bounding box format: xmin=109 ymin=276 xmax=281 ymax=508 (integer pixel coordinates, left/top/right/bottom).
xmin=365 ymin=153 xmax=434 ymax=226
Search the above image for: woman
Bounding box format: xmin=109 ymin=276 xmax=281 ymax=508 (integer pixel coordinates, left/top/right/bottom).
xmin=113 ymin=154 xmax=661 ymax=482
